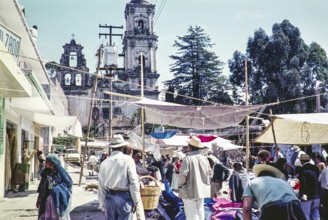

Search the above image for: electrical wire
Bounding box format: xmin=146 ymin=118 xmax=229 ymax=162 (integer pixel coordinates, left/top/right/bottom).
xmin=154 ymin=0 xmax=167 ymax=26
xmin=0 ymin=45 xmax=324 ymax=120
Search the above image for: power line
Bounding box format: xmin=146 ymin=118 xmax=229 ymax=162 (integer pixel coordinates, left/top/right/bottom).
xmin=0 ymin=50 xmax=324 ymax=119
xmin=154 ymin=0 xmax=167 ymax=26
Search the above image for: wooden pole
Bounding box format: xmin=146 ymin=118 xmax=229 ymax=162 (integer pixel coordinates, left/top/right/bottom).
xmin=246 ymin=115 xmax=250 ymax=173
xmin=245 ymin=58 xmax=248 ymax=106
xmin=245 ymin=57 xmax=250 ymax=172
xmin=140 ymin=53 xmax=146 ymax=167
xmin=109 ymin=70 xmax=113 ymax=139
xmin=78 ymin=45 xmax=102 ymax=186
xmin=269 ymin=109 xmax=278 ymax=149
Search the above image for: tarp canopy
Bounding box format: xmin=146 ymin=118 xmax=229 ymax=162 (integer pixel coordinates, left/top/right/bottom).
xmin=129 ymin=132 xmax=161 ymax=161
xmin=255 ymin=113 xmax=328 ymax=145
xmin=12 ymin=107 xmax=82 ymax=137
xmin=160 ymin=135 xmax=244 ymax=151
xmin=134 ymin=100 xmax=262 ymax=129
xmin=134 ymin=98 xmax=183 ymax=106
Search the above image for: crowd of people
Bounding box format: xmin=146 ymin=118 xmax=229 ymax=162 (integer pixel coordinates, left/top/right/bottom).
xmin=34 ymin=134 xmax=328 ymax=220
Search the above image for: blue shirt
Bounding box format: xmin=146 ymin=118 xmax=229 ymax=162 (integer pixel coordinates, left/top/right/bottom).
xmin=243 ymin=176 xmax=298 ymax=210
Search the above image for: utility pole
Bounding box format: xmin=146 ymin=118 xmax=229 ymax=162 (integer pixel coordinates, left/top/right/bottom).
xmin=98 ymin=24 xmax=124 ymax=140
xmin=78 ymin=45 xmax=103 ymax=186
xmin=140 ymin=53 xmax=146 ymax=166
xmin=245 ymin=57 xmax=248 ymax=106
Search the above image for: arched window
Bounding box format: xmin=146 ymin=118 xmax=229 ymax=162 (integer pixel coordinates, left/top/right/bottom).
xmin=69 ymin=52 xmax=77 ymax=67
xmin=138 ymin=20 xmax=144 ymax=29
xmin=138 ymin=54 xmax=146 ymax=68
xmin=75 ymin=74 xmax=82 ymax=86
xmin=64 ymin=73 xmax=71 ymax=85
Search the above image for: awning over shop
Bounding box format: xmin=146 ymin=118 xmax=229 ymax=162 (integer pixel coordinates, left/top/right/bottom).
xmin=255 ymin=113 xmax=328 ymax=145
xmin=10 ymin=97 xmax=53 ymax=115
xmin=12 ymin=107 xmax=82 ymax=137
xmin=0 ymin=42 xmax=32 ymax=97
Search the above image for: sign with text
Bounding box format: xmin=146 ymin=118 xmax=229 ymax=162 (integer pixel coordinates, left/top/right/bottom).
xmin=0 ymin=23 xmax=21 ymax=62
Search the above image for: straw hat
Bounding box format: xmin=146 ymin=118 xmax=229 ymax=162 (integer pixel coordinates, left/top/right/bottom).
xmin=109 ymin=134 xmax=129 ymax=148
xmin=253 ymin=164 xmax=283 ymax=178
xmin=187 ymin=136 xmax=204 ymax=148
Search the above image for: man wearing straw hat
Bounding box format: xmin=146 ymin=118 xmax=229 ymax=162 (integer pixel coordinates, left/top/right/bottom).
xmin=178 ymin=136 xmax=211 ymax=220
xmin=98 ymin=134 xmax=143 ymax=220
xmin=242 ymin=164 xmax=306 ymax=220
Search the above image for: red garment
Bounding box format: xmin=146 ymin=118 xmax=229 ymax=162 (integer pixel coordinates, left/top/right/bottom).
xmin=189 ymin=135 xmax=218 ymax=143
xmin=174 ymin=161 xmax=181 ymax=174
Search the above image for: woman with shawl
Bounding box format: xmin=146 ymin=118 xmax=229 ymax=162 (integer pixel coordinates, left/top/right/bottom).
xmin=229 ymin=162 xmax=250 ymax=202
xmin=36 ymin=154 xmax=73 ymax=220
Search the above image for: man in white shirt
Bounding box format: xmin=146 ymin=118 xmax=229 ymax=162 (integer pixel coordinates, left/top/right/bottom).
xmin=88 ymin=151 xmax=98 ymax=176
xmin=98 ymin=134 xmax=142 ymax=220
xmin=273 ymin=146 xmax=284 ymax=163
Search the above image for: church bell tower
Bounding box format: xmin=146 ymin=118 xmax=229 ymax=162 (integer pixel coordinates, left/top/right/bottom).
xmin=120 ymin=0 xmax=160 ymax=97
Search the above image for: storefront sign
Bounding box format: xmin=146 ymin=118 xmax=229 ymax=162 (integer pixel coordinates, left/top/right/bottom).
xmin=0 ymin=23 xmax=21 ymax=62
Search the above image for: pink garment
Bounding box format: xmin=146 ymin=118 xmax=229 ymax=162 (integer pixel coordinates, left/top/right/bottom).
xmin=211 ymin=209 xmax=238 ymax=220
xmin=39 ymin=195 xmax=59 ymax=220
xmin=212 ymin=198 xmax=242 ymax=211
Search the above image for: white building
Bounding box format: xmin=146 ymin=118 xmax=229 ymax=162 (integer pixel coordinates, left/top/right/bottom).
xmin=0 ymin=0 xmax=81 ymax=198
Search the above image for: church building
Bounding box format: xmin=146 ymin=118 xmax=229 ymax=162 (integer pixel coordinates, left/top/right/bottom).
xmin=49 ymin=0 xmax=160 ymax=139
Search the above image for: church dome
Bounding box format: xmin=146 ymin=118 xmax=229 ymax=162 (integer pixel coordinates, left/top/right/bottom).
xmin=130 ymin=0 xmax=150 ymax=4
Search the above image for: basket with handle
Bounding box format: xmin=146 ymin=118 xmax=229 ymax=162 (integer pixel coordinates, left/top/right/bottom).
xmin=140 ymin=175 xmax=161 ymax=210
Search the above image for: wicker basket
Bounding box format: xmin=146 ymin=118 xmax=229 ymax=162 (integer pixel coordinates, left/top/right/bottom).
xmin=140 ymin=175 xmax=161 ymax=210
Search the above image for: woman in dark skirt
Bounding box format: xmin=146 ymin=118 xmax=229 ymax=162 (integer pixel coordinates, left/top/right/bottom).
xmin=36 ymin=154 xmax=73 ymax=220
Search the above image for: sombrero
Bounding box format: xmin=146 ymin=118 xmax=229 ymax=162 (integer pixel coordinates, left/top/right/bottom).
xmin=253 ymin=164 xmax=283 ymax=179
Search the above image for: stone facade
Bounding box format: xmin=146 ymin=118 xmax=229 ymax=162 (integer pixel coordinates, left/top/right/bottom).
xmin=52 ymin=0 xmax=160 ymax=138
xmin=45 ymin=39 xmax=92 ymax=127
xmin=118 ymin=0 xmax=160 ymax=96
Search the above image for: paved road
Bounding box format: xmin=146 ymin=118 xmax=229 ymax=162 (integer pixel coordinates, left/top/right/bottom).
xmin=0 ymin=165 xmax=104 ymax=220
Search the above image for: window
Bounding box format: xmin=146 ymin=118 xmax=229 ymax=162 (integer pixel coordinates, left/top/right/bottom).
xmin=138 ymin=20 xmax=144 ymax=29
xmin=138 ymin=54 xmax=146 ymax=68
xmin=75 ymin=74 xmax=82 ymax=86
xmin=69 ymin=52 xmax=77 ymax=67
xmin=64 ymin=74 xmax=71 ymax=85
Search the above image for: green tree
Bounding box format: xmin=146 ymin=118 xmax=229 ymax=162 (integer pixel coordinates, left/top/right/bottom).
xmin=228 ymin=20 xmax=328 ymax=113
xmin=165 ymin=26 xmax=231 ymax=105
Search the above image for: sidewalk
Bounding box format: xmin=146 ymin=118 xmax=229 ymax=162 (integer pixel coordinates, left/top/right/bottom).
xmin=0 ymin=165 xmax=104 ymax=220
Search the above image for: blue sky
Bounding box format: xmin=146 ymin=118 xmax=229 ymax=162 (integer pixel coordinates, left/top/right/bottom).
xmin=18 ymin=0 xmax=328 ymax=89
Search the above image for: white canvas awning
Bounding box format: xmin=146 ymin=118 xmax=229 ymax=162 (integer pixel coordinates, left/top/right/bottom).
xmin=134 ymin=100 xmax=262 ymax=129
xmin=80 ymin=141 xmax=109 ymax=148
xmin=0 ymin=42 xmax=32 ymax=97
xmin=161 ymin=135 xmax=244 ymax=151
xmin=206 ymin=140 xmax=245 ymax=151
xmin=134 ymin=98 xmax=183 ymax=106
xmin=255 ymin=113 xmax=328 ymax=145
xmin=12 ymin=107 xmax=82 ymax=137
xmin=129 ymin=132 xmax=161 ymax=161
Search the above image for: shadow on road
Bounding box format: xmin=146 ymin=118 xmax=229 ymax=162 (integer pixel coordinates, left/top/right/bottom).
xmin=70 ymin=199 xmax=104 ymax=220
